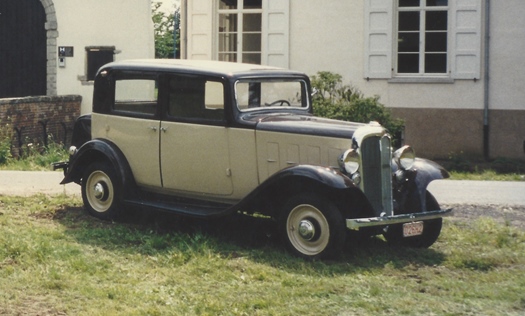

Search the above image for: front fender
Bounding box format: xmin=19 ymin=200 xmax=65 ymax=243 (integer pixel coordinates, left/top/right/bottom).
xmin=413 ymin=158 xmax=449 ymax=210
xmin=235 ymin=164 xmax=366 ymax=216
xmin=61 ymin=139 xmax=135 ymax=197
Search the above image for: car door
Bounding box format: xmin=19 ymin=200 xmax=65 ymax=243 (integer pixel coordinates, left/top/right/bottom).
xmin=159 ymin=75 xmax=233 ymax=196
xmin=92 ymin=74 xmax=162 ymax=189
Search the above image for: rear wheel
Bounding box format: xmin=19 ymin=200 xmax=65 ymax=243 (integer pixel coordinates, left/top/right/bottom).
xmin=279 ymin=193 xmax=345 ymax=259
xmin=81 ymin=161 xmax=122 ymax=220
xmin=384 ymin=191 xmax=442 ymax=248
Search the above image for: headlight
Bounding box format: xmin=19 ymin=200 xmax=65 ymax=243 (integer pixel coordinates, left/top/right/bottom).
xmin=394 ymin=145 xmax=415 ymax=170
xmin=68 ymin=146 xmax=77 ymax=156
xmin=339 ymin=149 xmax=360 ymax=174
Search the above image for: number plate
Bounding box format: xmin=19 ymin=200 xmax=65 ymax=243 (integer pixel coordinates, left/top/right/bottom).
xmin=403 ymin=221 xmax=424 ymax=237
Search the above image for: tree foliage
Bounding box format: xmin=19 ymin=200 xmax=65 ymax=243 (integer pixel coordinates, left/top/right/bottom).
xmin=311 ymin=71 xmax=405 ymax=146
xmin=152 ymin=1 xmax=179 ymax=59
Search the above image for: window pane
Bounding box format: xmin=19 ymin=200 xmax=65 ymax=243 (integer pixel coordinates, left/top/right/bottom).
xmin=398 ymin=32 xmax=420 ymax=52
xmin=87 ymin=49 xmax=113 ymax=81
xmin=399 ymin=0 xmax=420 ymax=7
xmin=115 ymin=79 xmax=157 ymax=115
xmin=398 ymin=54 xmax=419 ymax=73
xmin=425 ymin=53 xmax=447 ymax=73
xmin=243 ymin=0 xmax=262 ymax=9
xmin=219 ymin=0 xmax=237 ymax=9
xmin=219 ymin=34 xmax=237 ymax=52
xmin=242 ymin=53 xmax=261 ymax=65
xmin=219 ymin=53 xmax=237 ymax=62
xmin=398 ymin=11 xmax=420 ymax=31
xmin=243 ymin=34 xmax=261 ymax=51
xmin=243 ymin=13 xmax=261 ymax=32
xmin=426 ymin=11 xmax=447 ymax=31
xmin=425 ymin=32 xmax=447 ymax=52
xmin=426 ymin=0 xmax=448 ymax=6
xmin=219 ymin=14 xmax=237 ymax=32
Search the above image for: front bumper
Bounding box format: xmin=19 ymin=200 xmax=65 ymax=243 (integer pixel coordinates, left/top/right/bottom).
xmin=346 ymin=208 xmax=453 ymax=231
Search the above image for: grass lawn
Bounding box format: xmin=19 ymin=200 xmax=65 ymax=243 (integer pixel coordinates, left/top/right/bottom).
xmin=1 ymin=195 xmax=524 ymax=315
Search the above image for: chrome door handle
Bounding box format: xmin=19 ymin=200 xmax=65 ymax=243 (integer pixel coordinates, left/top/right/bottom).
xmin=160 ymin=127 xmax=168 ymax=132
xmin=148 ymin=126 xmax=157 ymax=131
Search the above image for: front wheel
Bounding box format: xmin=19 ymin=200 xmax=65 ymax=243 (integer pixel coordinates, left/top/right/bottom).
xmin=279 ymin=194 xmax=345 ymax=259
xmin=81 ymin=161 xmax=122 ymax=220
xmin=384 ymin=191 xmax=442 ymax=248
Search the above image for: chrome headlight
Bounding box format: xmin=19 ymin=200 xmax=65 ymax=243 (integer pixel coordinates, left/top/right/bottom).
xmin=68 ymin=146 xmax=78 ymax=156
xmin=339 ymin=149 xmax=360 ymax=174
xmin=394 ymin=145 xmax=415 ymax=170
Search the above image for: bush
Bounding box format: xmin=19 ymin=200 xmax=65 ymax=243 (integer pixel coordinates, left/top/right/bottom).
xmin=311 ymin=71 xmax=404 ymax=147
xmin=0 ymin=124 xmax=13 ymax=164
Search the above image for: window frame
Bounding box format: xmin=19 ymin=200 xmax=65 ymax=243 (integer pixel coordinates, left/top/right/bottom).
xmin=217 ymin=0 xmax=263 ymax=64
xmin=85 ymin=46 xmax=116 ymax=81
xmin=394 ymin=0 xmax=450 ymax=77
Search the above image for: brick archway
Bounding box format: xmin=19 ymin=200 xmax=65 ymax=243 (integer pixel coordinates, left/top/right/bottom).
xmin=40 ymin=0 xmax=58 ymax=96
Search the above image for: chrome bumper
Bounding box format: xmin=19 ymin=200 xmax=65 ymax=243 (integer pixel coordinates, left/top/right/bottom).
xmin=346 ymin=208 xmax=453 ymax=231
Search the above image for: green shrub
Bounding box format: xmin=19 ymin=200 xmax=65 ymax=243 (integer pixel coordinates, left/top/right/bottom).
xmin=0 ymin=123 xmax=13 ymax=164
xmin=311 ymin=71 xmax=404 ymax=147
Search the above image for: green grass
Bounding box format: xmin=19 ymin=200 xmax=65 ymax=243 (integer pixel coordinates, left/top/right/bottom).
xmin=449 ymin=170 xmax=524 ymax=181
xmin=1 ymin=195 xmax=524 ymax=315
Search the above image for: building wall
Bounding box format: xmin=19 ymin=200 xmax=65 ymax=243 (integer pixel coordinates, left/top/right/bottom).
xmin=288 ymin=0 xmax=524 ymax=159
xmin=52 ymin=0 xmax=155 ymax=113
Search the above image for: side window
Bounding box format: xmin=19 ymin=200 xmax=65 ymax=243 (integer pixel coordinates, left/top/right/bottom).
xmin=168 ymin=77 xmax=224 ymax=121
xmin=114 ymin=78 xmax=158 ymax=117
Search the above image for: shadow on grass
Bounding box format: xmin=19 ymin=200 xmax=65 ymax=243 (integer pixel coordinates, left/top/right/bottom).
xmin=52 ymin=204 xmax=446 ymax=273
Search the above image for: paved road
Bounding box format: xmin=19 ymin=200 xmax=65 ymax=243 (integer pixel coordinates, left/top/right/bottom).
xmin=0 ymin=171 xmax=524 ymax=206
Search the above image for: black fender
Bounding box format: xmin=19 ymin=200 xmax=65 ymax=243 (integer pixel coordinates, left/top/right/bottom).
xmin=234 ymin=164 xmax=370 ymax=217
xmin=61 ymin=139 xmax=136 ymax=199
xmin=412 ymin=158 xmax=449 ymax=211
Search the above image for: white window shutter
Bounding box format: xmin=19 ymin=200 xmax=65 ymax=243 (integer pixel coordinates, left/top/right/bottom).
xmin=262 ymin=0 xmax=290 ymax=68
xmin=364 ymin=0 xmax=393 ymax=79
xmin=186 ymin=0 xmax=213 ymax=60
xmin=451 ymin=0 xmax=482 ymax=79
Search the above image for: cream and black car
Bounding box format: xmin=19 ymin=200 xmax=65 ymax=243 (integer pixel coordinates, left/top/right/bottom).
xmin=54 ymin=59 xmax=452 ymax=259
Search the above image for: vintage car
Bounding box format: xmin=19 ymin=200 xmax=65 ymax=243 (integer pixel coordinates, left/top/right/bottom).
xmin=54 ymin=59 xmax=452 ymax=259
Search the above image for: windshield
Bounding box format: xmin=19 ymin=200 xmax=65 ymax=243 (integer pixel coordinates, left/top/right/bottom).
xmin=235 ymin=79 xmax=309 ymax=112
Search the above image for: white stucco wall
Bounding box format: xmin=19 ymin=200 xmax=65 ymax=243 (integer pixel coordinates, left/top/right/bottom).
xmin=489 ymin=0 xmax=525 ymax=111
xmin=53 ymin=0 xmax=154 ymax=113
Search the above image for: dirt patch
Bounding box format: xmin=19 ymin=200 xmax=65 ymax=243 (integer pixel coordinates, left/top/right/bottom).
xmin=444 ymin=203 xmax=525 ymax=230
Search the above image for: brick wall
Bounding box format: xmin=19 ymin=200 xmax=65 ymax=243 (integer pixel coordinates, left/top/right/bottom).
xmin=0 ymin=95 xmax=81 ymax=157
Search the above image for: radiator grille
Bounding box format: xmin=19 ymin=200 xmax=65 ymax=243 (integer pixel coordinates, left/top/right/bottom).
xmin=361 ymin=136 xmax=393 ymax=216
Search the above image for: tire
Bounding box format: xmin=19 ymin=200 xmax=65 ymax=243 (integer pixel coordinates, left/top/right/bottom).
xmin=384 ymin=191 xmax=442 ymax=248
xmin=81 ymin=161 xmax=122 ymax=220
xmin=279 ymin=193 xmax=345 ymax=259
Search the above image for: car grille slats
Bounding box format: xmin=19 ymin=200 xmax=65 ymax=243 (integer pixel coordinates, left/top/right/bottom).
xmin=361 ymin=136 xmax=393 ymax=217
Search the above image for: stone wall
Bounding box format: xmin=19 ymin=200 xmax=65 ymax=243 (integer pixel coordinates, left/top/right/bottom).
xmin=0 ymin=95 xmax=81 ymax=157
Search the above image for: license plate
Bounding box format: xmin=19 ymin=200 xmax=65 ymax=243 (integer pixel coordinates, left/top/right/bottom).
xmin=403 ymin=221 xmax=424 ymax=237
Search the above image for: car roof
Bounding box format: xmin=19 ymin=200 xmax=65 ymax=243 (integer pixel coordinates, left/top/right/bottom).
xmin=99 ymin=59 xmax=306 ymax=79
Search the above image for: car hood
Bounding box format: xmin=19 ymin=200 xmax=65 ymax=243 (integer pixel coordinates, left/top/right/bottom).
xmin=243 ymin=112 xmax=366 ymax=139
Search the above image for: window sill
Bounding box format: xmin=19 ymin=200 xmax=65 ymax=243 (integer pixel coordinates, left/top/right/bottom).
xmin=388 ymin=77 xmax=454 ymax=84
xmin=78 ymin=75 xmax=94 ymax=86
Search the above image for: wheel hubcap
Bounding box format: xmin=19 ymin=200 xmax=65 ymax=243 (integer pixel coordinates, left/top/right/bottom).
xmin=93 ymin=182 xmax=105 ymax=200
xmin=298 ymin=220 xmax=316 ymax=241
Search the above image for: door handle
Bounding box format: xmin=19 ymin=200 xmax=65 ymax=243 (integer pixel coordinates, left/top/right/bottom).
xmin=148 ymin=126 xmax=158 ymax=131
xmin=160 ymin=127 xmax=168 ymax=133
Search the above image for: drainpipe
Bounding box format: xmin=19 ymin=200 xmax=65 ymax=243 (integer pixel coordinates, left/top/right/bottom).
xmin=180 ymin=0 xmax=188 ymax=59
xmin=483 ymin=0 xmax=491 ymax=160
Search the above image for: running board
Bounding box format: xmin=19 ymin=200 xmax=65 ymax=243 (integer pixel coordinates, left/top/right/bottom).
xmin=123 ymin=198 xmax=234 ymax=219
xmin=346 ymin=208 xmax=453 ymax=231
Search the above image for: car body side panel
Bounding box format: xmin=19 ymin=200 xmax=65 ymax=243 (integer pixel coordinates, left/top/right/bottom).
xmin=255 ymin=130 xmax=353 ymax=183
xmin=92 ymin=113 xmax=161 ymax=189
